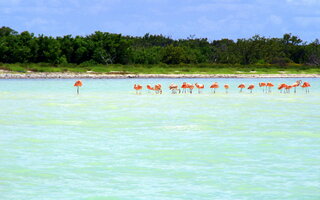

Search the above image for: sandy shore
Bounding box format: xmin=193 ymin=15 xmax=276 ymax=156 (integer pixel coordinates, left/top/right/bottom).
xmin=0 ymin=72 xmax=319 ymax=79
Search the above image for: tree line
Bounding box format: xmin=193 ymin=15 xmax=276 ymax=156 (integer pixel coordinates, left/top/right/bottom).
xmin=0 ymin=26 xmax=319 ymax=66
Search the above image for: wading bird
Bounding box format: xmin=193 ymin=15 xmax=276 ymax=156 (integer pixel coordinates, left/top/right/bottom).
xmin=181 ymin=82 xmax=188 ymax=93
xmin=210 ymin=82 xmax=219 ymax=93
xmin=134 ymin=84 xmax=143 ymax=94
xmin=285 ymin=84 xmax=293 ymax=93
xmin=195 ymin=83 xmax=205 ymax=94
xmin=238 ymin=83 xmax=245 ymax=92
xmin=248 ymin=84 xmax=255 ymax=93
xmin=187 ymin=83 xmax=194 ymax=94
xmin=291 ymin=80 xmax=302 ymax=93
xmin=154 ymin=84 xmax=162 ymax=94
xmin=224 ymin=84 xmax=229 ymax=93
xmin=169 ymin=83 xmax=180 ymax=94
xmin=259 ymin=82 xmax=267 ymax=93
xmin=301 ymin=82 xmax=311 ymax=93
xmin=146 ymin=84 xmax=154 ymax=93
xmin=267 ymin=82 xmax=274 ymax=93
xmin=74 ymin=80 xmax=83 ymax=95
xmin=278 ymin=83 xmax=287 ymax=93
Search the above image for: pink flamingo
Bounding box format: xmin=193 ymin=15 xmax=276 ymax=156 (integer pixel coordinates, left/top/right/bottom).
xmin=224 ymin=84 xmax=229 ymax=93
xmin=238 ymin=83 xmax=245 ymax=92
xmin=247 ymin=84 xmax=255 ymax=93
xmin=195 ymin=83 xmax=205 ymax=94
xmin=210 ymin=82 xmax=219 ymax=93
xmin=169 ymin=83 xmax=180 ymax=94
xmin=278 ymin=83 xmax=287 ymax=93
xmin=259 ymin=82 xmax=267 ymax=93
xmin=266 ymin=82 xmax=274 ymax=93
xmin=134 ymin=84 xmax=143 ymax=94
xmin=301 ymin=82 xmax=311 ymax=93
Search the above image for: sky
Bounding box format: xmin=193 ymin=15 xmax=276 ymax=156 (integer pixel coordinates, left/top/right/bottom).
xmin=1 ymin=0 xmax=320 ymax=42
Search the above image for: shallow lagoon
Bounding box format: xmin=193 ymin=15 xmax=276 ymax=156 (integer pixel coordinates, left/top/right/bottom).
xmin=0 ymin=78 xmax=320 ymax=200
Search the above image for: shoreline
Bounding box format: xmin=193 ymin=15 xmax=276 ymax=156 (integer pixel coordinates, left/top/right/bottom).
xmin=0 ymin=72 xmax=320 ymax=79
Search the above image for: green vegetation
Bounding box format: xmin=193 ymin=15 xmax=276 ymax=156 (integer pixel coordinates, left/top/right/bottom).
xmin=0 ymin=26 xmax=320 ymax=74
xmin=1 ymin=63 xmax=319 ymax=74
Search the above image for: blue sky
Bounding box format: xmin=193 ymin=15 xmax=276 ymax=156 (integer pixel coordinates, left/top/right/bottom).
xmin=1 ymin=0 xmax=320 ymax=41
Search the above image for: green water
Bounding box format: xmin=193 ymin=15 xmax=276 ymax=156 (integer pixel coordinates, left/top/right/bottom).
xmin=0 ymin=78 xmax=319 ymax=200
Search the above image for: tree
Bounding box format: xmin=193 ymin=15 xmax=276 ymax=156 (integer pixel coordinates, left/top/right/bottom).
xmin=161 ymin=45 xmax=187 ymax=64
xmin=0 ymin=26 xmax=17 ymax=37
xmin=305 ymin=39 xmax=320 ymax=65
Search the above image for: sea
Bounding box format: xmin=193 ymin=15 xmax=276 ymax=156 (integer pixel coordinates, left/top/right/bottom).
xmin=0 ymin=78 xmax=319 ymax=200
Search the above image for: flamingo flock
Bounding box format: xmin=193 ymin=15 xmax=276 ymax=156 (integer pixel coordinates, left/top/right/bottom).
xmin=146 ymin=84 xmax=162 ymax=94
xmin=133 ymin=80 xmax=312 ymax=94
xmin=72 ymin=80 xmax=312 ymax=95
xmin=277 ymin=80 xmax=311 ymax=94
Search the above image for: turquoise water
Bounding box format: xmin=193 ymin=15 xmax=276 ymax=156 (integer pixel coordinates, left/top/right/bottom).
xmin=0 ymin=78 xmax=319 ymax=200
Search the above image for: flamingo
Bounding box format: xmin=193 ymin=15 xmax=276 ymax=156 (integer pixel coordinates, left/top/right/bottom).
xmin=210 ymin=82 xmax=219 ymax=93
xmin=154 ymin=84 xmax=162 ymax=94
xmin=146 ymin=84 xmax=154 ymax=93
xmin=266 ymin=82 xmax=274 ymax=93
xmin=301 ymin=82 xmax=311 ymax=93
xmin=187 ymin=83 xmax=194 ymax=94
xmin=134 ymin=84 xmax=143 ymax=94
xmin=224 ymin=84 xmax=229 ymax=93
xmin=195 ymin=83 xmax=204 ymax=94
xmin=259 ymin=82 xmax=267 ymax=93
xmin=291 ymin=80 xmax=302 ymax=93
xmin=74 ymin=80 xmax=83 ymax=95
xmin=169 ymin=83 xmax=180 ymax=94
xmin=238 ymin=83 xmax=245 ymax=92
xmin=247 ymin=84 xmax=255 ymax=93
xmin=278 ymin=83 xmax=287 ymax=93
xmin=291 ymin=82 xmax=299 ymax=93
xmin=285 ymin=85 xmax=293 ymax=93
xmin=181 ymin=82 xmax=188 ymax=93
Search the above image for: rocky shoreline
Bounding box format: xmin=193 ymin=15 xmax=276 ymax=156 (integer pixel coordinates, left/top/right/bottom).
xmin=0 ymin=72 xmax=319 ymax=79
